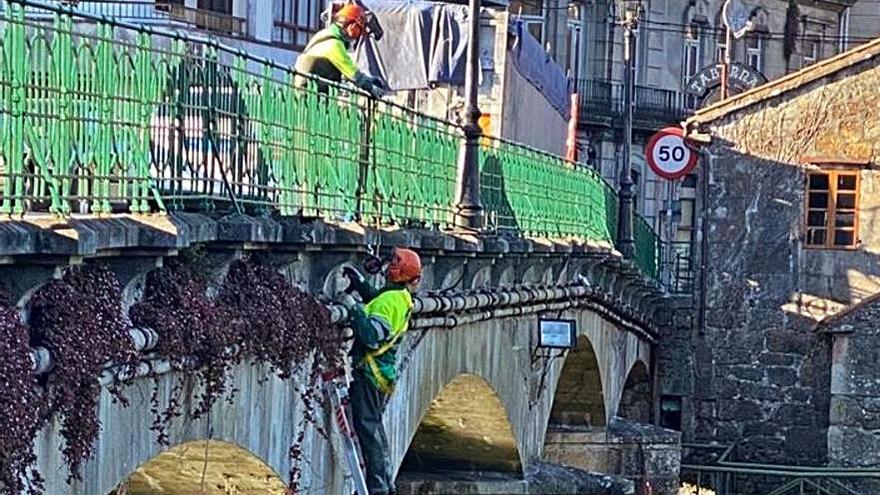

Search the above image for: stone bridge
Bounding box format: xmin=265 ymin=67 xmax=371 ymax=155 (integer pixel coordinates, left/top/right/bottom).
xmin=0 ymin=2 xmax=678 ymax=492
xmin=0 ymin=212 xmax=674 ymax=494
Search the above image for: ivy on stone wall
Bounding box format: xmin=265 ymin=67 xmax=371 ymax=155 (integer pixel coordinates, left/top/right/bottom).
xmin=0 ymin=294 xmax=42 ymax=495
xmin=28 ymin=265 xmax=139 ymax=482
xmin=217 ymin=258 xmax=342 ymax=492
xmin=130 ymin=256 xmax=236 ymax=444
xmin=0 ymin=254 xmax=342 ymax=494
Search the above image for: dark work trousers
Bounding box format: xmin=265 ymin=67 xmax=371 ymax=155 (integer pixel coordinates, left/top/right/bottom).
xmin=350 ymin=368 xmax=394 ymax=495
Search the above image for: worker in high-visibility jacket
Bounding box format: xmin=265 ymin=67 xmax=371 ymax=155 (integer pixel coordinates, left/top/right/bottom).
xmin=339 ymin=247 xmax=421 ymax=495
xmin=294 ymin=3 xmax=385 ymax=97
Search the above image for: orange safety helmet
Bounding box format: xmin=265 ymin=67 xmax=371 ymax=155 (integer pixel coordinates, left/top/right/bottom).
xmin=387 ymin=248 xmax=422 ymax=284
xmin=335 ymin=3 xmax=367 ymax=40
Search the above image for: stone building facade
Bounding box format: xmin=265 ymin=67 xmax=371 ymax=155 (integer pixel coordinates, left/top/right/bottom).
xmin=552 ymin=0 xmax=872 ymax=295
xmin=818 ymin=293 xmax=880 ymax=468
xmin=673 ymin=37 xmax=880 ymax=466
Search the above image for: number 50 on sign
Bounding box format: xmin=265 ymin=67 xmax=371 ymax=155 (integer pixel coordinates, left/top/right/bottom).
xmin=646 ymin=127 xmax=698 ymax=180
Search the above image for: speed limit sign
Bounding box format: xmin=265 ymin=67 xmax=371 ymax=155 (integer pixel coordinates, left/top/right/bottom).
xmin=645 ymin=127 xmax=698 ymax=180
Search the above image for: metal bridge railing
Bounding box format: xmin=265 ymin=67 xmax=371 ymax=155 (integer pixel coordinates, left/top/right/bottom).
xmin=634 ymin=215 xmax=659 ymax=280
xmin=0 ymin=0 xmax=662 ymax=279
xmin=681 ymin=443 xmax=880 ymax=495
xmin=480 ymin=136 xmax=617 ymax=243
xmin=660 ymin=241 xmax=695 ymax=295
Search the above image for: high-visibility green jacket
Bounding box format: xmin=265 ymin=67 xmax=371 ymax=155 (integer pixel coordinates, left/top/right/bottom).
xmin=294 ymin=24 xmax=360 ymax=92
xmin=348 ymin=281 xmax=413 ymax=395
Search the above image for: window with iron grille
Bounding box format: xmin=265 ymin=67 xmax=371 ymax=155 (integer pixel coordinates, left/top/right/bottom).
xmin=802 ymin=36 xmax=820 ymax=66
xmin=746 ymin=35 xmax=763 ymax=72
xmin=805 ymin=169 xmax=859 ymax=248
xmin=274 ymin=0 xmax=326 ymax=49
xmin=510 ymin=0 xmax=545 ymax=43
xmin=199 ymin=0 xmax=232 ymax=14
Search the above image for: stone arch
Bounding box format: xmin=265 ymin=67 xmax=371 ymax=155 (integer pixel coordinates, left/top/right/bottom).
xmin=497 ymin=264 xmax=516 ymax=287
xmin=112 ymin=440 xmax=286 ymax=494
xmin=520 ymin=263 xmax=542 ymax=285
xmin=399 ymin=373 xmax=522 ymax=474
xmin=470 ymin=264 xmax=493 ymax=289
xmin=617 ymin=359 xmax=652 ymax=423
xmin=439 ymin=264 xmax=465 ymax=291
xmin=548 ymin=335 xmax=607 ymax=429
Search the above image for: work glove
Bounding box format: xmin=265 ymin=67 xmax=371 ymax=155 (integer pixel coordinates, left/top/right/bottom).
xmin=336 ymin=293 xmax=359 ymax=311
xmin=341 ymin=266 xmax=364 ymax=293
xmin=367 ymin=80 xmax=387 ymax=99
xmin=354 ymin=71 xmax=388 ymax=99
xmin=335 ymin=294 xmax=360 ymax=343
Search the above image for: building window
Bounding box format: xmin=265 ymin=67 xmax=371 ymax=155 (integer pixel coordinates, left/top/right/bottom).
xmin=511 ymin=0 xmax=545 ymax=44
xmin=802 ymin=37 xmax=820 ymax=66
xmin=684 ymin=35 xmax=701 ymax=80
xmin=566 ymin=22 xmax=581 ymax=77
xmin=198 ymin=0 xmax=232 ymax=14
xmin=273 ymin=0 xmax=325 ymax=49
xmin=660 ymin=396 xmax=682 ymax=431
xmin=746 ymin=35 xmax=763 ymax=72
xmin=805 ymin=169 xmax=860 ymax=248
xmin=838 ymin=7 xmax=851 ymax=53
xmin=564 ymin=4 xmax=583 ymax=78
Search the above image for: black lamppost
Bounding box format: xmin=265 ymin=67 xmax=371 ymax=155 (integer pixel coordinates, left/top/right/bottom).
xmin=616 ymin=0 xmax=642 ymax=259
xmin=453 ymin=0 xmax=483 ymax=231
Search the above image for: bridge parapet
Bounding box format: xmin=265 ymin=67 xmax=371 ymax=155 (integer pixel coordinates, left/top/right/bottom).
xmin=0 ymin=213 xmax=663 ymax=326
xmin=0 ymin=0 xmax=661 ymax=280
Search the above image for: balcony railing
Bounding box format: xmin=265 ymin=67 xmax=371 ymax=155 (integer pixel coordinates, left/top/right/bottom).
xmin=660 ymin=241 xmax=695 ymax=295
xmin=575 ymin=78 xmax=691 ymax=129
xmin=0 ymin=0 xmax=246 ymax=36
xmin=0 ymin=0 xmax=661 ymax=280
xmin=165 ymin=3 xmax=245 ymax=36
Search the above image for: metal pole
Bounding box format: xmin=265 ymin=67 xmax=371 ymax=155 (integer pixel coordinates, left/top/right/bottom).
xmin=720 ymin=26 xmax=732 ymax=99
xmin=616 ymin=8 xmax=636 ymax=259
xmin=453 ymin=0 xmax=483 ymax=231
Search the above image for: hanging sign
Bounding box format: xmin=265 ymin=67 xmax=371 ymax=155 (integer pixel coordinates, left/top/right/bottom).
xmin=646 ymin=127 xmax=698 ymax=180
xmin=685 ymin=62 xmax=767 ymax=99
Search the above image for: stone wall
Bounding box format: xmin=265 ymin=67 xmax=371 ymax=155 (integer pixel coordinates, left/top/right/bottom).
xmin=685 ymin=54 xmax=880 ymax=465
xmin=821 ymin=293 xmax=880 ymax=467
xmin=2 ymin=213 xmax=663 ymax=494
xmin=543 ymin=419 xmax=681 ymax=495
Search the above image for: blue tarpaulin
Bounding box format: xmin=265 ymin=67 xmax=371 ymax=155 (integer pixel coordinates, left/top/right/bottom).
xmin=355 ymin=0 xmax=469 ymax=90
xmin=508 ymin=21 xmax=572 ymax=118
xmin=354 ymin=1 xmax=571 ymax=118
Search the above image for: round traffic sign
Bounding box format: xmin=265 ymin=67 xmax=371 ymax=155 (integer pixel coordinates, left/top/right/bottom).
xmin=645 ymin=127 xmax=698 ymax=180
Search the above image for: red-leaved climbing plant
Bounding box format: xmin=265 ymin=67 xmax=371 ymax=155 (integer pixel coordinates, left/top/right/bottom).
xmin=28 ymin=264 xmax=138 ymax=482
xmin=129 ymin=257 xmax=233 ymax=444
xmin=1 ymin=253 xmax=343 ymax=494
xmin=217 ymin=257 xmax=343 ymax=492
xmin=0 ymin=293 xmax=42 ymax=495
